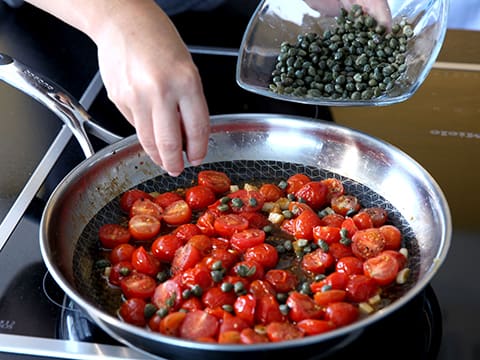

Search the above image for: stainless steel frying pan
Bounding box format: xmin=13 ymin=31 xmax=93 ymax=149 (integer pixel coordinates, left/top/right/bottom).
xmin=0 ymin=53 xmax=451 ymax=360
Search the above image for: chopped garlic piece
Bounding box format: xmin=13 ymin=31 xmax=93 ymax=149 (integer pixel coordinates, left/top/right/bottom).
xmin=396 ymin=268 xmax=411 ymax=284
xmin=230 ymin=185 xmax=240 ymax=192
xmin=243 ymin=183 xmax=258 ymax=191
xmin=368 ymin=294 xmax=381 ymax=305
xmin=268 ymin=212 xmax=285 ymax=225
xmin=359 ymin=302 xmax=375 ymax=314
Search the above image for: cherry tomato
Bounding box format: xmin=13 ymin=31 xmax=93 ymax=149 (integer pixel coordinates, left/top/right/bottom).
xmin=205 ymin=248 xmax=239 ymax=271
xmin=218 ymin=330 xmax=242 ymax=344
xmin=345 ymin=274 xmax=379 ymax=302
xmin=266 ymin=321 xmax=303 ymax=342
xmin=286 ymin=173 xmax=311 ymax=194
xmin=321 ymin=213 xmax=345 ymax=227
xmin=214 ymin=213 xmax=250 ymax=238
xmin=293 ymin=209 xmax=323 ymax=241
xmin=295 ymin=181 xmax=328 ymax=210
xmin=196 ymin=209 xmax=218 ymax=236
xmin=234 ymin=294 xmax=256 ymax=326
xmin=110 ymin=243 xmax=135 ymax=264
xmin=297 ymin=319 xmax=335 ymax=336
xmin=336 ymin=256 xmax=364 ymax=276
xmin=248 ymin=279 xmax=276 ymax=299
xmin=310 ymin=271 xmax=349 ymax=292
xmin=379 ymin=225 xmax=402 ymax=250
xmin=119 ymin=298 xmax=146 ymax=326
xmin=328 ymin=242 xmax=354 ymax=260
xmin=181 ymin=263 xmax=213 ymax=290
xmin=170 ymin=242 xmax=203 ymax=275
xmin=340 ymin=217 xmax=358 ymax=238
xmin=230 ymin=259 xmax=265 ymax=282
xmin=188 ymin=234 xmax=212 ymax=256
xmin=171 ymin=223 xmax=202 ymax=244
xmin=363 ymin=251 xmax=400 ymax=286
xmin=198 ymin=170 xmax=231 ymax=194
xmin=312 ymin=225 xmax=341 ymax=244
xmin=98 ymin=223 xmax=131 ymax=249
xmin=313 ymin=289 xmax=347 ymax=306
xmin=228 ymin=189 xmax=265 ymax=213
xmin=301 ymin=248 xmax=334 ymax=275
xmin=179 ymin=310 xmax=220 ymax=340
xmin=154 ymin=191 xmax=183 ymax=209
xmin=120 ymin=272 xmax=156 ymax=299
xmin=129 ymin=198 xmax=163 ymax=220
xmin=324 ymin=302 xmax=359 ymax=327
xmin=108 ymin=261 xmax=133 ymax=286
xmin=259 ymin=183 xmax=284 ymax=202
xmin=331 ymin=194 xmax=361 ymax=216
xmin=159 ymin=311 xmax=186 ymax=337
xmin=162 ymin=200 xmax=192 ymax=226
xmin=286 ymin=291 xmax=323 ymax=322
xmin=239 ymin=328 xmax=269 ymax=344
xmin=265 ymin=269 xmax=298 ymax=293
xmin=120 ymin=189 xmax=153 ymax=213
xmin=254 ymin=295 xmax=286 ymax=325
xmin=351 ymin=228 xmax=385 ymax=260
xmin=152 ymin=278 xmax=183 ymax=311
xmin=219 ymin=312 xmax=249 ymax=335
xmin=230 ymin=228 xmax=266 ymax=253
xmin=131 ymin=246 xmax=161 ymax=276
xmin=321 ymin=178 xmax=345 ymax=202
xmin=185 ymin=185 xmax=216 ymax=211
xmin=128 ymin=214 xmax=161 ymax=241
xmin=151 ymin=234 xmax=183 ymax=263
xmin=239 ymin=212 xmax=269 ymax=229
xmin=352 ymin=211 xmax=374 ymax=230
xmin=243 ymin=243 xmax=278 ymax=270
xmin=382 ymin=249 xmax=407 ymax=269
xmin=359 ymin=207 xmax=388 ymax=227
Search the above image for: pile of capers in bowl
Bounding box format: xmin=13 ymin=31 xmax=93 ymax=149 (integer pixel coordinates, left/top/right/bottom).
xmin=268 ymin=5 xmax=414 ymax=101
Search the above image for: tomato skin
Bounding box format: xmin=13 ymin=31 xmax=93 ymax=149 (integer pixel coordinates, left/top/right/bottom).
xmin=248 ymin=279 xmax=276 ymax=299
xmin=286 ymin=173 xmax=311 ymax=194
xmin=152 ymin=278 xmax=183 ymax=311
xmin=255 ymin=295 xmax=286 ymax=325
xmin=340 ymin=217 xmax=358 ymax=239
xmin=313 ymin=289 xmax=347 ymax=307
xmin=234 ymin=294 xmax=256 ymax=326
xmin=379 ymin=225 xmax=402 ymax=250
xmin=171 ymin=242 xmax=203 ymax=275
xmin=163 ymin=200 xmax=192 ymax=226
xmin=312 ymin=225 xmax=341 ymax=244
xmin=154 ymin=191 xmax=183 ymax=209
xmin=203 ymin=248 xmax=240 ymax=271
xmin=351 ymin=228 xmax=385 ymax=260
xmin=297 ymin=319 xmax=335 ymax=336
xmin=328 ymin=242 xmax=354 ymax=261
xmin=345 ymin=274 xmax=379 ymax=302
xmin=196 ymin=209 xmax=218 ymax=236
xmin=181 ymin=263 xmax=213 ymax=290
xmin=359 ymin=207 xmax=388 ymax=227
xmin=286 ymin=291 xmax=324 ymax=322
xmin=110 ymin=243 xmax=135 ymax=264
xmin=151 ymin=234 xmax=183 ymax=263
xmin=120 ymin=272 xmax=157 ymax=299
xmin=219 ymin=312 xmax=249 ymax=335
xmin=321 ymin=178 xmax=345 ymax=202
xmin=98 ymin=224 xmax=131 ymax=249
xmin=159 ymin=311 xmax=186 ymax=337
xmin=352 ymin=212 xmax=373 ymax=230
xmin=243 ymin=243 xmax=278 ymax=270
xmin=301 ymin=248 xmax=334 ymax=275
xmin=185 ymin=185 xmax=216 ymax=211
xmin=172 ymin=223 xmax=202 ymax=244
xmin=109 ymin=261 xmax=134 ymax=286
xmin=119 ymin=298 xmax=146 ymax=326
xmin=128 ymin=214 xmax=161 ymax=241
xmin=265 ymin=269 xmax=298 ymax=293
xmin=120 ymin=189 xmax=153 ymax=213
xmin=198 ymin=170 xmax=231 ymax=194
xmin=293 ymin=209 xmax=323 ymax=241
xmin=240 ymin=328 xmax=269 ymax=344
xmin=179 ymin=310 xmax=220 ymax=340
xmin=131 ymin=246 xmax=161 ymax=276
xmin=295 ymin=181 xmax=328 ymax=210
xmin=321 ymin=213 xmax=345 ymax=228
xmin=336 ymin=256 xmax=364 ymax=276
xmin=331 ymin=194 xmax=361 ymax=216
xmin=363 ymin=251 xmax=400 ymax=286
xmin=266 ymin=321 xmax=303 ymax=342
xmin=259 ymin=183 xmax=284 ymax=202
xmin=202 ymin=286 xmax=237 ymax=308
xmin=214 ymin=214 xmax=250 ymax=238
xmin=310 ymin=271 xmax=349 ymax=293
xmin=239 ymin=212 xmax=269 ymax=229
xmin=324 ymin=302 xmax=359 ymax=327
xmin=382 ymin=249 xmax=407 ymax=269
xmin=230 ymin=228 xmax=266 ymax=253
xmin=129 ymin=198 xmax=163 ymax=220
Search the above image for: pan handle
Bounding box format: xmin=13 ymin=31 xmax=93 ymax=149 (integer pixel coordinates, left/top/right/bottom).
xmin=0 ymin=53 xmax=122 ymax=158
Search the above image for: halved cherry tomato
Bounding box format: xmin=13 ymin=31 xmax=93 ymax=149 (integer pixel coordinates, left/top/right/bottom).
xmin=128 ymin=214 xmax=161 ymax=241
xmin=228 ymin=189 xmax=265 ymax=213
xmin=243 ymin=243 xmax=278 ymax=270
xmin=181 ymin=263 xmax=213 ymax=290
xmin=152 ymin=278 xmax=183 ymax=311
xmin=179 ymin=310 xmax=220 ymax=340
xmin=336 ymin=256 xmax=364 ymax=276
xmin=293 ymin=209 xmax=323 ymax=241
xmin=159 ymin=311 xmax=186 ymax=337
xmin=120 ymin=189 xmax=153 ymax=213
xmin=239 ymin=328 xmax=269 ymax=344
xmin=154 ymin=191 xmax=183 ymax=209
xmin=110 ymin=243 xmax=135 ymax=264
xmin=163 ymin=200 xmax=192 ymax=226
xmin=363 ymin=251 xmax=400 ymax=286
xmin=352 ymin=211 xmax=374 ymax=230
xmin=171 ymin=223 xmax=202 ymax=244
xmin=301 ymin=248 xmax=334 ymax=274
xmin=382 ymin=249 xmax=407 ymax=269
xmin=321 ymin=178 xmax=344 ymax=202
xmin=313 ymin=289 xmax=347 ymax=306
xmin=249 ymin=279 xmax=276 ymax=299
xmin=230 ymin=228 xmax=266 ymax=252
xmin=286 ymin=291 xmax=323 ymax=322
xmin=259 ymin=183 xmax=284 ymax=202
xmin=239 ymin=212 xmax=269 ymax=229
xmin=328 ymin=242 xmax=354 ymax=260
xmin=324 ymin=302 xmax=359 ymax=327
xmin=131 ymin=246 xmax=161 ymax=276
xmin=214 ymin=214 xmax=250 ymax=238
xmin=129 ymin=198 xmax=163 ymax=220
xmin=265 ymin=321 xmax=303 ymax=342
xmin=170 ymin=242 xmax=203 ymax=275
xmin=218 ymin=330 xmax=242 ymax=344
xmin=340 ymin=217 xmax=358 ymax=238
xmin=286 ymin=173 xmax=311 ymax=194
xmin=312 ymin=225 xmax=341 ymax=244
xmin=351 ymin=228 xmax=385 ymax=260
xmin=310 ymin=271 xmax=349 ymax=292
xmin=297 ymin=319 xmax=336 ymax=336
xmin=379 ymin=225 xmax=402 ymax=250
xmin=151 ymin=234 xmax=183 ymax=262
xmin=254 ymin=295 xmax=286 ymax=325
xmin=264 ymin=269 xmax=298 ymax=293
xmin=196 ymin=209 xmax=218 ymax=236
xmin=331 ymin=194 xmax=361 ymax=216
xmin=198 ymin=170 xmax=231 ymax=194
xmin=185 ymin=185 xmax=216 ymax=211
xmin=202 ymin=286 xmax=237 ymax=309
xmin=108 ymin=261 xmax=133 ymax=286
xmin=359 ymin=207 xmax=388 ymax=227
xmin=321 ymin=213 xmax=345 ymax=228
xmin=233 ymin=294 xmax=256 ymax=326
xmin=120 ymin=272 xmax=156 ymax=299
xmin=98 ymin=223 xmax=131 ymax=249
xmin=119 ymin=298 xmax=146 ymax=326
xmin=345 ymin=274 xmax=379 ymax=302
xmin=295 ymin=181 xmax=328 ymax=210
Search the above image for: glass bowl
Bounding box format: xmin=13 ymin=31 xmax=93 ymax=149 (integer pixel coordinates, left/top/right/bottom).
xmin=236 ymin=0 xmax=449 ymax=106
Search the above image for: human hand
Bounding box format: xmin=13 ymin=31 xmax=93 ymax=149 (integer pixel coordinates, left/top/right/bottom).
xmin=93 ymin=1 xmax=210 ymax=176
xmin=304 ymin=0 xmax=392 ymax=28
